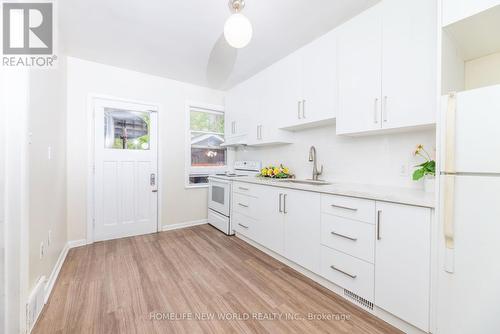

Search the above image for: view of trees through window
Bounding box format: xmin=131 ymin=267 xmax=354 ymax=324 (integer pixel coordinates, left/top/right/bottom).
xmin=189 ymin=109 xmax=226 ymax=168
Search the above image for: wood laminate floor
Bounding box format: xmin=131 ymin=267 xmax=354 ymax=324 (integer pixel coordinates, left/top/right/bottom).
xmin=33 ymin=224 xmax=402 ymax=334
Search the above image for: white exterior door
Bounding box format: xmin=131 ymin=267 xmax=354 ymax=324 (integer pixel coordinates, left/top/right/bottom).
xmin=94 ymin=99 xmax=158 ymax=241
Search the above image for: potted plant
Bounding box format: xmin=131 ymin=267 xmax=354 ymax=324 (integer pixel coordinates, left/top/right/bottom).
xmin=412 ymin=144 xmax=436 ymax=192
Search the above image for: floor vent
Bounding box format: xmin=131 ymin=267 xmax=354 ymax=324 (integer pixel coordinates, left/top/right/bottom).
xmin=343 ymin=289 xmax=374 ymax=310
xmin=26 ymin=276 xmax=46 ymax=332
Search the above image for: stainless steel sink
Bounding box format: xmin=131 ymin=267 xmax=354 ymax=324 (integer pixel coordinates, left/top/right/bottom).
xmin=285 ymin=179 xmax=332 ymax=186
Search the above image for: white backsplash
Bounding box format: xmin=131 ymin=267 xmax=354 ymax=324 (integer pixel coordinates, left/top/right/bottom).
xmin=234 ymin=125 xmax=436 ymax=189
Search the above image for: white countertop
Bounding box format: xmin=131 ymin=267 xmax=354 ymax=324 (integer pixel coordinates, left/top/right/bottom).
xmin=212 ymin=175 xmax=435 ymax=208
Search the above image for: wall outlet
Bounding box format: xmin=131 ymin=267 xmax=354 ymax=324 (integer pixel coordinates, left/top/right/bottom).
xmin=40 ymin=242 xmax=44 ymax=259
xmin=47 ymin=146 xmax=52 ymax=161
xmin=47 ymin=230 xmax=52 ymax=246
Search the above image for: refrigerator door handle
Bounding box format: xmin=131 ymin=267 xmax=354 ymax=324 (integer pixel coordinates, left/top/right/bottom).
xmin=445 ymin=92 xmax=457 ymax=173
xmin=443 ymin=174 xmax=456 ymax=273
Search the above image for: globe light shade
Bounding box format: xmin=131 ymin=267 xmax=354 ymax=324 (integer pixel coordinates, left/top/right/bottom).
xmin=224 ymin=13 xmax=253 ymax=49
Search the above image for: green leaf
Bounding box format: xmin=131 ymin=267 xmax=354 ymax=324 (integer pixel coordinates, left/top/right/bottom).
xmin=413 ymin=168 xmax=425 ymax=181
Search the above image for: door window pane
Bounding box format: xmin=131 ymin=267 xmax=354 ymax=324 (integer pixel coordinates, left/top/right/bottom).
xmin=104 ymin=108 xmax=150 ymax=150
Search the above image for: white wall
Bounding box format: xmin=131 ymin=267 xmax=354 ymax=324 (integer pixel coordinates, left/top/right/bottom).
xmin=236 ymin=125 xmax=436 ymax=189
xmin=441 ymin=31 xmax=465 ymax=94
xmin=465 ymin=51 xmax=500 ymax=90
xmin=1 ymin=69 xmax=30 ymax=334
xmin=66 ymin=57 xmax=225 ymax=241
xmin=28 ymin=59 xmax=68 ymax=291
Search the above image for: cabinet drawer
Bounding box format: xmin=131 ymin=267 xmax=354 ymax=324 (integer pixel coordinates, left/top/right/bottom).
xmin=321 ymin=214 xmax=375 ymax=263
xmin=233 ymin=182 xmax=261 ymax=197
xmin=232 ymin=212 xmax=258 ymax=238
xmin=232 ymin=193 xmax=259 ymax=218
xmin=320 ymin=246 xmax=374 ymax=302
xmin=321 ymin=194 xmax=375 ymax=224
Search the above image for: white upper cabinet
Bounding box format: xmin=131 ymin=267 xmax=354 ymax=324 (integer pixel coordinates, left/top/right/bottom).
xmin=337 ymin=5 xmax=383 ymax=135
xmin=280 ymin=30 xmax=338 ymax=130
xmin=244 ymin=70 xmax=294 ymax=146
xmin=374 ymin=202 xmax=431 ymax=332
xmin=337 ymin=1 xmax=436 ymax=135
xmin=380 ymin=0 xmax=437 ymax=130
xmin=225 ymin=84 xmax=250 ymax=144
xmin=300 ymin=30 xmax=338 ymax=126
xmin=442 ymin=0 xmax=500 ymax=26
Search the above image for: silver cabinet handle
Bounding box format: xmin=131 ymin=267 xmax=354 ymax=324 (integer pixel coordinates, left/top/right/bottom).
xmin=330 ymin=265 xmax=357 ymax=279
xmin=302 ymin=99 xmax=306 ymax=119
xmin=377 ymin=210 xmax=382 ymax=240
xmin=374 ymin=98 xmax=379 ymax=124
xmin=279 ymin=193 xmax=283 ymax=213
xmin=383 ymin=96 xmax=388 ymax=122
xmin=238 ymin=187 xmax=249 ymax=191
xmin=256 ymin=125 xmax=259 ymax=140
xmin=297 ymin=101 xmax=302 ymax=119
xmin=150 ymin=173 xmax=156 ymax=186
xmin=238 ymin=203 xmax=248 ymax=208
xmin=238 ymin=223 xmax=249 ymax=229
xmin=330 ymin=204 xmax=358 ymax=211
xmin=331 ymin=231 xmax=357 ymax=242
xmin=283 ymin=194 xmax=287 ymax=214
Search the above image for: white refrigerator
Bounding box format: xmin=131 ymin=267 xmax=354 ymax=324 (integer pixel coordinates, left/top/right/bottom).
xmin=438 ymin=85 xmax=500 ymax=334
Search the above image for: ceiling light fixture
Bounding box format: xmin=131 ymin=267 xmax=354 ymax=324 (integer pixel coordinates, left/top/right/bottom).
xmin=224 ymin=0 xmax=253 ymax=49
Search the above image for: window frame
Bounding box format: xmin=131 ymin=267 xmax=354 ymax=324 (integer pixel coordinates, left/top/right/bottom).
xmin=185 ymin=102 xmax=227 ymax=188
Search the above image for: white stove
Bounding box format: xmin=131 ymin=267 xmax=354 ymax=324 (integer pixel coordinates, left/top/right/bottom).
xmin=207 ymin=161 xmax=261 ymax=235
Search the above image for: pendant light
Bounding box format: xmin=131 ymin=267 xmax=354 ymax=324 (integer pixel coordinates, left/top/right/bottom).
xmin=224 ymin=0 xmax=253 ymax=49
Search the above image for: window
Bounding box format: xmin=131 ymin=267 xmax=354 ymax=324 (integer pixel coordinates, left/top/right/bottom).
xmin=187 ymin=104 xmax=226 ymax=186
xmin=104 ymin=108 xmax=150 ymax=150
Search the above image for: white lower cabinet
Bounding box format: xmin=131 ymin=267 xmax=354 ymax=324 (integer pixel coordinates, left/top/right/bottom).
xmin=374 ymin=202 xmax=431 ymax=332
xmin=321 ymin=214 xmax=375 ymax=263
xmin=282 ymin=189 xmax=321 ymax=273
xmin=320 ymin=246 xmax=375 ymax=302
xmin=232 ymin=183 xmax=432 ymax=332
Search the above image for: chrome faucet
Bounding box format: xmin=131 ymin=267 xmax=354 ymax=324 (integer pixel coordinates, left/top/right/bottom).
xmin=308 ymin=146 xmax=323 ymax=181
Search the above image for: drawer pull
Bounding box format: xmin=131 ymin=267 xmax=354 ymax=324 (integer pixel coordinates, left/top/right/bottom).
xmin=330 ymin=204 xmax=358 ymax=211
xmin=238 ymin=203 xmax=249 ymax=208
xmin=330 ymin=265 xmax=357 ymax=279
xmin=331 ymin=231 xmax=357 ymax=242
xmin=238 ymin=187 xmax=249 ymax=191
xmin=238 ymin=223 xmax=249 ymax=229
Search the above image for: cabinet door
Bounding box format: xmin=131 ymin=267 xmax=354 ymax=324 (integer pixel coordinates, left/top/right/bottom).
xmin=301 ymin=30 xmax=338 ymax=123
xmin=225 ymin=86 xmax=248 ymax=139
xmin=283 ymin=189 xmax=321 ymax=272
xmin=375 ymin=202 xmax=431 ymax=332
xmin=262 ymin=53 xmax=301 ymax=127
xmin=337 ymin=5 xmax=383 ymax=135
xmin=381 ymin=0 xmax=436 ymax=130
xmin=254 ymin=186 xmax=284 ymax=255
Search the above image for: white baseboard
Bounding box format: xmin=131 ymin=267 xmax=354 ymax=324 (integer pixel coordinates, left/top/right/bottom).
xmin=43 ymin=238 xmax=86 ymax=307
xmin=162 ymin=219 xmax=207 ymax=232
xmin=43 ymin=243 xmax=69 ymax=304
xmin=67 ymin=239 xmax=87 ymax=248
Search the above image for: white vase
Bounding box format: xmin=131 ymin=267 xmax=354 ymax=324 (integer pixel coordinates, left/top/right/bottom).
xmin=424 ymin=176 xmax=435 ymax=193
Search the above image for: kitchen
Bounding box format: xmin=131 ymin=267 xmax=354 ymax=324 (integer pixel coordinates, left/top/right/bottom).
xmin=1 ymin=0 xmax=499 ymax=333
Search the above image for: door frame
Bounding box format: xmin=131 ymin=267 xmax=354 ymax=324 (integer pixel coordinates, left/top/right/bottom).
xmin=86 ymin=94 xmax=161 ymax=244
